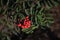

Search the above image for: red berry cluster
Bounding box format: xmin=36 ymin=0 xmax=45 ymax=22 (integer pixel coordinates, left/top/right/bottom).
xmin=17 ymin=16 xmax=31 ymax=29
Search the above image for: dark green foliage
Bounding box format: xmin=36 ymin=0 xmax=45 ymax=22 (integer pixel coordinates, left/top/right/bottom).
xmin=0 ymin=0 xmax=60 ymax=40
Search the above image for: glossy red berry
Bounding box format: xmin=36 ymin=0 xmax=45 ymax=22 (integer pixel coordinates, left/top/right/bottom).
xmin=17 ymin=16 xmax=31 ymax=29
xmin=18 ymin=24 xmax=21 ymax=27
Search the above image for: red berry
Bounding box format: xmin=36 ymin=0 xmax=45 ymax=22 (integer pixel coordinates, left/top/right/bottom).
xmin=26 ymin=16 xmax=29 ymax=19
xmin=18 ymin=24 xmax=21 ymax=27
xmin=17 ymin=16 xmax=31 ymax=29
